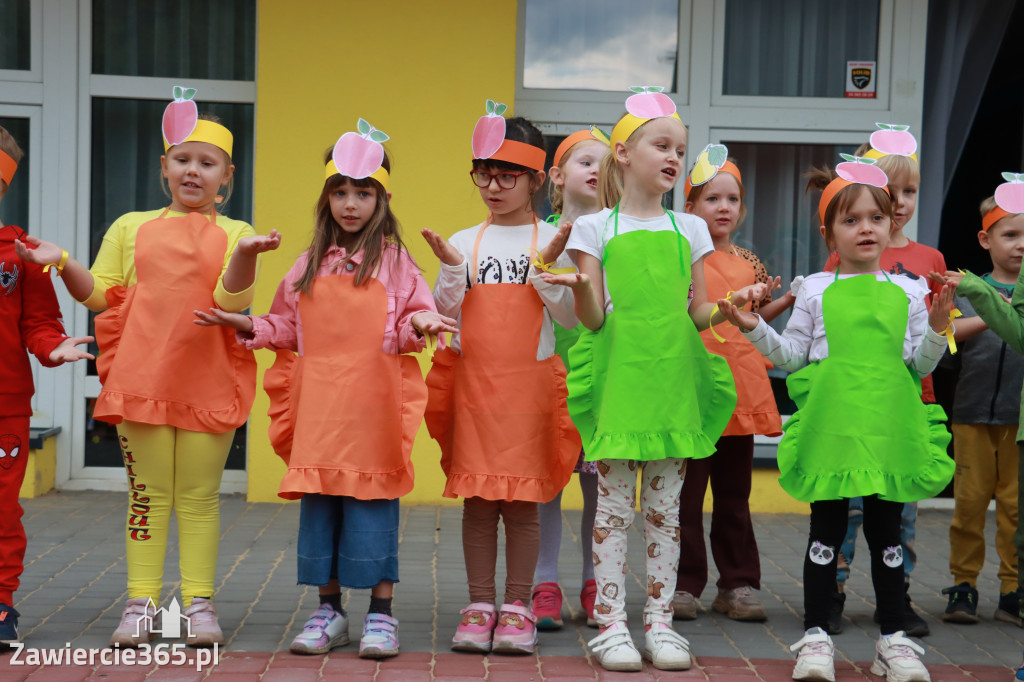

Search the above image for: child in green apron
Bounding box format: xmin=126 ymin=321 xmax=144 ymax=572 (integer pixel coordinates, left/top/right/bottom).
xmin=541 ymin=87 xmax=763 ymax=672
xmin=717 ymin=164 xmax=955 ymax=682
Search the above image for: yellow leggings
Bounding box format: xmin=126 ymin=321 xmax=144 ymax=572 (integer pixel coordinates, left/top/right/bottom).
xmin=117 ymin=421 xmax=233 ymax=607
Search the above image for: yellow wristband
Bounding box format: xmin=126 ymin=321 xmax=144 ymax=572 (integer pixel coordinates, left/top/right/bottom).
xmin=43 ymin=249 xmax=69 ymax=274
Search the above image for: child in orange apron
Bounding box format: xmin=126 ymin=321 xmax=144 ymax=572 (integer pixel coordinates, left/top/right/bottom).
xmin=17 ymin=88 xmax=277 ymax=648
xmin=540 ymin=88 xmax=768 ymax=672
xmin=196 ymin=122 xmax=456 ymax=659
xmin=672 ymin=148 xmax=789 ymax=623
xmin=421 ymin=104 xmax=581 ymax=655
xmin=533 ymin=127 xmax=609 ymax=631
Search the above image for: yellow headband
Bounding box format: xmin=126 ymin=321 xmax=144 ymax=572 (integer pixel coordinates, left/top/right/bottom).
xmin=163 ymin=119 xmax=233 ymax=158
xmin=610 ymin=111 xmax=682 ymax=150
xmin=863 ymin=147 xmax=918 ymax=164
xmin=325 ymin=159 xmax=390 ymax=193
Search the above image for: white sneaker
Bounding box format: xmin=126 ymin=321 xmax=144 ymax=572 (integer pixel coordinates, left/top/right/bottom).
xmin=790 ymin=627 xmax=835 ymax=682
xmin=870 ymin=631 xmax=930 ymax=682
xmin=643 ymin=622 xmax=692 ymax=670
xmin=588 ymin=621 xmax=642 ymax=672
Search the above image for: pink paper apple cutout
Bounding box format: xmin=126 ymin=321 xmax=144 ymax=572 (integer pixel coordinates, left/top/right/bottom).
xmin=472 ymin=100 xmax=508 ymax=159
xmin=332 ymin=118 xmax=389 ymax=180
xmin=624 ymin=86 xmax=676 ymax=119
xmin=836 ymin=154 xmax=888 ymax=187
xmin=995 ymin=172 xmax=1024 ymax=213
xmin=869 ymin=123 xmax=917 ymax=157
xmin=162 ymin=86 xmax=198 ymax=147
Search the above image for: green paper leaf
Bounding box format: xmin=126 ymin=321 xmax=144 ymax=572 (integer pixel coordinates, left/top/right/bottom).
xmin=649 ymin=86 xmax=664 ymax=93
xmin=184 ymin=88 xmax=196 ymax=100
xmin=894 ymin=125 xmax=909 ymax=132
xmin=629 ymin=86 xmax=645 ymax=93
xmin=875 ymin=122 xmax=887 ymax=130
xmin=707 ymin=144 xmax=728 ymax=167
xmin=839 ymin=153 xmax=855 ymax=162
xmin=369 ymin=130 xmax=389 ymax=143
xmin=1003 ymin=172 xmax=1017 ymax=182
xmin=486 ymin=99 xmax=495 ymax=114
xmin=494 ymin=103 xmax=507 ymax=116
xmin=173 ymin=86 xmax=183 ymax=100
xmin=861 ymin=157 xmax=878 ymax=165
xmin=357 ymin=118 xmax=371 ymax=135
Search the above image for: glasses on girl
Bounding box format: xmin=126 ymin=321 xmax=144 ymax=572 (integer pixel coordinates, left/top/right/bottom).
xmin=469 ymin=169 xmax=530 ymax=189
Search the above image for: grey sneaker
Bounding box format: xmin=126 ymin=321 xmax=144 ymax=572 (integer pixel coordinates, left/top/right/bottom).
xmin=671 ymin=590 xmax=698 ymax=620
xmin=712 ymin=585 xmax=767 ymax=621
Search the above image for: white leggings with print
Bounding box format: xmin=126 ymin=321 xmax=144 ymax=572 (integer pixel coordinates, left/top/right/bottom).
xmin=592 ymin=458 xmax=686 ymax=627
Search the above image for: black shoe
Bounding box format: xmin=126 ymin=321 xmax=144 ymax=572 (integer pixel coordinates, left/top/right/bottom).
xmin=873 ymin=584 xmax=930 ymax=636
xmin=995 ymin=588 xmax=1023 ymax=626
xmin=824 ymin=591 xmax=845 ymax=635
xmin=0 ymin=603 xmax=20 ymax=647
xmin=941 ymin=582 xmax=979 ymax=624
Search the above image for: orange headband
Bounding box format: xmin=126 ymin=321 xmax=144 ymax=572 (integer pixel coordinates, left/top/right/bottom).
xmin=0 ymin=150 xmax=17 ymax=186
xmin=982 ymin=206 xmax=1011 ymax=232
xmin=487 ymin=138 xmax=546 ymax=172
xmin=684 ymin=160 xmax=742 ymax=197
xmin=553 ymin=129 xmax=606 ymax=167
xmin=818 ymin=177 xmax=890 ymax=225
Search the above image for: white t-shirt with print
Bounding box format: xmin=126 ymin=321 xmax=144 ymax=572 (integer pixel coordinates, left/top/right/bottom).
xmin=566 ymin=208 xmax=713 ymax=313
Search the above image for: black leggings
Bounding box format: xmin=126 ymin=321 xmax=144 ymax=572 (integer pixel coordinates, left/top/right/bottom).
xmin=804 ymin=496 xmax=904 ymax=634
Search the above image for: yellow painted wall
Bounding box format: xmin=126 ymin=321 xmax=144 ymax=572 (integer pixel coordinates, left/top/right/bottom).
xmin=249 ymin=1 xmax=518 ymax=502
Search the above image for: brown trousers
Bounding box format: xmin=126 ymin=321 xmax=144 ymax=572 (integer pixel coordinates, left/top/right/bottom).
xmin=462 ymin=497 xmax=539 ymax=604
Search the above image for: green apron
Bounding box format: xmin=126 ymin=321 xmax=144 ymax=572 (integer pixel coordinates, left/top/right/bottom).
xmin=777 ymin=273 xmax=953 ymax=502
xmin=567 ymin=208 xmax=736 ymax=461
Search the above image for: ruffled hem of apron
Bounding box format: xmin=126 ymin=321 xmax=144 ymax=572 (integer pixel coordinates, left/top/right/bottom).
xmin=424 ymin=347 xmax=457 ymax=472
xmin=442 ymin=472 xmax=565 ymax=503
xmin=94 ymin=285 xmax=129 ymax=385
xmin=582 ymin=429 xmax=718 ymax=462
xmin=93 ymin=390 xmax=249 ymax=432
xmin=279 ymin=465 xmax=414 ymax=501
xmin=264 ymin=350 xmax=299 ymax=463
xmin=565 ymin=330 xmax=598 ymax=446
xmin=721 ymin=409 xmax=783 ymax=437
xmin=777 ymin=403 xmax=953 ymax=503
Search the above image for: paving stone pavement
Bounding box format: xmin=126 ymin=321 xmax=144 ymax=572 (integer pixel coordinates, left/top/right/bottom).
xmin=1 ymin=490 xmax=1021 ymax=680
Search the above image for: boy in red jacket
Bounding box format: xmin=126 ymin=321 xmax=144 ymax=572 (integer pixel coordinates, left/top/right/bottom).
xmin=0 ymin=125 xmax=93 ymax=646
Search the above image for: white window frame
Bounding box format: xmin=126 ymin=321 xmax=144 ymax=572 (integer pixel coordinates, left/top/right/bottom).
xmin=0 ymin=0 xmax=43 ymax=83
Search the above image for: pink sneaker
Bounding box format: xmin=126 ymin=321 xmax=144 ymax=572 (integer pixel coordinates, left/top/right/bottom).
xmin=581 ymin=579 xmax=598 ymax=627
xmin=492 ymin=600 xmax=538 ymax=655
xmin=532 ymin=582 xmax=563 ymax=630
xmin=451 ymin=602 xmax=496 ymax=653
xmin=109 ymin=597 xmax=157 ymax=648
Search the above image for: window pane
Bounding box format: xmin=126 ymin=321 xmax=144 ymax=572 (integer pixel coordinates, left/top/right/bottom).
xmin=523 ymin=0 xmax=679 ymax=91
xmin=0 ymin=116 xmax=29 ymax=230
xmin=723 ymin=0 xmax=879 ymax=97
xmin=0 ymin=0 xmax=30 ymax=71
xmin=92 ymin=0 xmax=256 ymax=80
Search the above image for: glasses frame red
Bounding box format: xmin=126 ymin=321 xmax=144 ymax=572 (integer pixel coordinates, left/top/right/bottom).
xmin=469 ymin=169 xmax=531 ymax=190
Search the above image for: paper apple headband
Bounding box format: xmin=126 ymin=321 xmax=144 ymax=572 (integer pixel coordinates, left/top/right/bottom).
xmin=818 ymin=154 xmax=891 ymax=225
xmin=471 ymin=99 xmax=546 ymax=171
xmin=863 ymin=123 xmax=918 ymax=163
xmin=610 ymin=86 xmax=681 ymax=150
xmin=325 ymin=119 xmax=390 ymax=192
xmin=982 ymin=172 xmax=1024 ymax=231
xmin=552 ymin=126 xmax=610 ymax=168
xmin=0 ymin=150 xmax=17 ymax=186
xmin=162 ymin=86 xmax=233 ymax=158
xmin=683 ymin=144 xmax=742 ymax=197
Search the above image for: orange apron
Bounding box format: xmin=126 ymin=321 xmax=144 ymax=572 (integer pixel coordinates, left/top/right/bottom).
xmin=264 ymin=274 xmax=426 ymax=501
xmin=424 ymin=219 xmax=580 ymax=502
xmin=93 ymin=210 xmax=255 ymax=432
xmin=700 ymin=249 xmax=783 ymax=437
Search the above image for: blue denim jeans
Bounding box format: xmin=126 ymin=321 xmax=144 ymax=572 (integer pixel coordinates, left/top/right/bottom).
xmin=837 ymin=496 xmax=916 ymax=583
xmin=296 ymin=494 xmax=400 ymax=589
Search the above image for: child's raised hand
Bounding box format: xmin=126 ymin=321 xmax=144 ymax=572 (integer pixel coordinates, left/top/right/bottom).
xmin=928 ymin=283 xmax=956 ymax=334
xmin=236 ymin=229 xmax=282 ymax=256
xmin=730 ymin=282 xmax=769 ymax=308
xmin=14 ymin=235 xmax=64 ymax=266
xmin=715 ymin=298 xmax=759 ymax=332
xmin=48 ymin=336 xmax=95 ymax=364
xmin=421 ymin=229 xmax=464 ymax=267
xmin=193 ymin=307 xmax=254 ymax=333
xmin=928 ymin=270 xmax=963 ymax=290
xmin=537 ymin=221 xmax=572 ymax=266
xmin=411 ymin=311 xmax=459 ymax=336
xmin=539 ymin=271 xmax=591 ymax=290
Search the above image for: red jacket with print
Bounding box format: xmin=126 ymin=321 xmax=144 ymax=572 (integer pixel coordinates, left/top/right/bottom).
xmin=0 ymin=225 xmax=67 ymax=416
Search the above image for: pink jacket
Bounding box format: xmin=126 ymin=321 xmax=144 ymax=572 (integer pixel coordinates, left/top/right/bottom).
xmin=240 ymin=243 xmax=437 ymax=355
